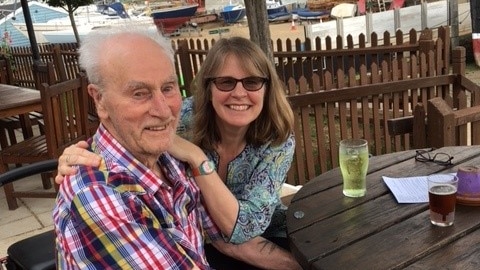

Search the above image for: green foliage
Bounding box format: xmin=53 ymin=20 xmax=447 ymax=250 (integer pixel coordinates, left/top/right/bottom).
xmin=46 ymin=0 xmax=93 ymax=13
xmin=0 ymin=31 xmax=13 ymax=65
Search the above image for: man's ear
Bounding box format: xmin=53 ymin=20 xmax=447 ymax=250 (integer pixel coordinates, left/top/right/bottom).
xmin=88 ymin=84 xmax=106 ymax=118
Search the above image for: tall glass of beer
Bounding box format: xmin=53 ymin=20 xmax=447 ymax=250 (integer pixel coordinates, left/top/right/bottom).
xmin=339 ymin=139 xmax=369 ymax=197
xmin=428 ymin=174 xmax=458 ymax=227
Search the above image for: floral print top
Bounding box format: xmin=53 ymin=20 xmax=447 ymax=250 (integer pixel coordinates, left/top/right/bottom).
xmin=177 ymin=97 xmax=295 ymax=244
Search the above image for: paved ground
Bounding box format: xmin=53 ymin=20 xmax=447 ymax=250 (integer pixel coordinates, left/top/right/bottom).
xmin=0 ymin=173 xmax=55 ymax=256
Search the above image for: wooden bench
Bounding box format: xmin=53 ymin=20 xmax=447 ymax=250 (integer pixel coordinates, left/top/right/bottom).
xmin=286 ymin=70 xmax=480 ymax=185
xmin=427 ymin=96 xmax=480 ymax=147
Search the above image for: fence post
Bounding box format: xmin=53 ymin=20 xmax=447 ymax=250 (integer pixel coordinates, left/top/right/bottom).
xmin=452 ymin=46 xmax=466 ymax=109
xmin=177 ymin=39 xmax=194 ymax=97
xmin=52 ymin=45 xmax=68 ymax=82
xmin=451 ymin=46 xmax=465 ymax=76
xmin=366 ymin=12 xmax=372 ymax=43
xmin=427 ymin=97 xmax=455 ymax=148
xmin=412 ymin=103 xmax=427 ymax=149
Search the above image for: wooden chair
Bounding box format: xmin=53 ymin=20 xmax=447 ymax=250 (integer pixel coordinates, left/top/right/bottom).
xmin=52 ymin=47 xmax=98 ymax=136
xmin=0 ymin=58 xmax=20 ymax=149
xmin=0 ymin=75 xmax=89 ymax=210
xmin=0 ymin=61 xmax=54 ymax=150
xmin=387 ymin=103 xmax=427 ymax=149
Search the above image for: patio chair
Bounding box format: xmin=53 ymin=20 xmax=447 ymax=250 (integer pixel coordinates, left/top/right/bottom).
xmin=0 ymin=159 xmax=57 ymax=270
xmin=0 ymin=75 xmax=89 ymax=210
xmin=0 ymin=61 xmax=55 ymax=150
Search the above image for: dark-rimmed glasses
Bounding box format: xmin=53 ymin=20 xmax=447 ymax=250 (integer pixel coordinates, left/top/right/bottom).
xmin=415 ymin=149 xmax=453 ymax=166
xmin=208 ymin=76 xmax=268 ymax=92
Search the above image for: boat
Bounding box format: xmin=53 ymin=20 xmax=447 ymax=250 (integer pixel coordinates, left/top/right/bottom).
xmin=294 ymin=8 xmax=329 ymax=20
xmin=150 ymin=3 xmax=199 ymax=34
xmin=13 ymin=2 xmax=152 ymax=43
xmin=330 ymin=3 xmax=357 ymax=19
xmin=220 ymin=2 xmax=246 ymax=24
xmin=267 ymin=0 xmax=288 ymax=16
xmin=42 ymin=24 xmax=159 ymax=43
xmin=472 ymin=0 xmax=480 ymax=66
xmin=267 ymin=0 xmax=291 ymax=22
xmin=13 ymin=3 xmax=136 ymax=32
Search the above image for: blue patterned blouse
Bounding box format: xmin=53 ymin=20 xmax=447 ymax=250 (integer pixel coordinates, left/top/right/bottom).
xmin=178 ymin=97 xmax=295 ymax=244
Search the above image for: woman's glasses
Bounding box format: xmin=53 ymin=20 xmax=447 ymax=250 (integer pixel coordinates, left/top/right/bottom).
xmin=208 ymin=76 xmax=268 ymax=92
xmin=415 ymin=149 xmax=453 ymax=166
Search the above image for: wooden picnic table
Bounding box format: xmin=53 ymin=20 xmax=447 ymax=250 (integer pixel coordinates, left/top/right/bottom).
xmin=287 ymin=146 xmax=480 ymax=269
xmin=0 ymin=84 xmax=41 ymax=138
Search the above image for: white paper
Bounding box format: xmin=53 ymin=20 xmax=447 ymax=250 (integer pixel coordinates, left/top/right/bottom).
xmin=382 ymin=176 xmax=429 ymax=203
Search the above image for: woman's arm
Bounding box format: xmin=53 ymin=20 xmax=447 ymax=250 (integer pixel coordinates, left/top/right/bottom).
xmin=169 ymin=135 xmax=240 ymax=238
xmin=169 ymin=134 xmax=295 ymax=243
xmin=54 ymin=136 xmax=240 ymax=239
xmin=228 ymin=134 xmax=295 ymax=243
xmin=212 ymin=236 xmax=302 ymax=270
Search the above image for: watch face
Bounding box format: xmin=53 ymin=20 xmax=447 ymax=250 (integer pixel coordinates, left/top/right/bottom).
xmin=202 ymin=161 xmax=215 ymax=174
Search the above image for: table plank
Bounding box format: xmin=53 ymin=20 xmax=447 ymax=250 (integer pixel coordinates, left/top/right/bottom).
xmin=287 ymin=146 xmax=480 ymax=269
xmin=0 ymin=84 xmax=41 ymax=119
xmin=288 ymin=146 xmax=480 ymax=233
xmin=405 ymin=225 xmax=480 ymax=269
xmin=289 ymin=194 xmax=427 ymax=268
xmin=311 ymin=205 xmax=480 ymax=269
xmin=291 ymin=150 xmax=420 ymax=202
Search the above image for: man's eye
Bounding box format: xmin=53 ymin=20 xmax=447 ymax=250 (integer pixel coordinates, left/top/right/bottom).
xmin=133 ymin=91 xmax=150 ymax=98
xmin=162 ymin=82 xmax=179 ymax=95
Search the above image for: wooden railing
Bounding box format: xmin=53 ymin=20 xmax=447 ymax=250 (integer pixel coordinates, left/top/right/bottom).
xmin=285 ymin=47 xmax=472 ymax=185
xmin=7 ymin=26 xmax=450 ymax=95
xmin=173 ymin=26 xmax=451 ymax=95
xmin=3 ymin=26 xmax=465 ymax=186
xmin=8 ymin=43 xmax=79 ymax=88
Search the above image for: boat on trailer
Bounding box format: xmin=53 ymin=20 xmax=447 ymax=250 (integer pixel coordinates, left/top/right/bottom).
xmin=220 ymin=2 xmax=246 ymax=24
xmin=151 ymin=3 xmax=199 ymax=34
xmin=267 ymin=0 xmax=291 ymax=22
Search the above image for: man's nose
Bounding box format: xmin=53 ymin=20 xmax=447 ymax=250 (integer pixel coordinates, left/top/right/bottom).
xmin=150 ymin=93 xmax=170 ymax=115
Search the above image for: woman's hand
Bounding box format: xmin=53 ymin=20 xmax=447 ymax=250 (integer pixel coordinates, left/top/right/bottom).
xmin=168 ymin=135 xmax=206 ymax=166
xmin=55 ymin=141 xmax=101 ymax=184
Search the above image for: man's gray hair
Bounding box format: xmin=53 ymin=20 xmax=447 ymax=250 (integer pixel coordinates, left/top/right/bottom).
xmin=78 ymin=25 xmax=174 ymax=86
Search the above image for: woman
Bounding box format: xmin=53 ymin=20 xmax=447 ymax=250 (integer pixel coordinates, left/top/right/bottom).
xmin=56 ymin=36 xmax=296 ymax=269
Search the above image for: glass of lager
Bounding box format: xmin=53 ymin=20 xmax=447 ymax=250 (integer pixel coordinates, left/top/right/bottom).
xmin=339 ymin=139 xmax=369 ymax=197
xmin=428 ymin=174 xmax=458 ymax=227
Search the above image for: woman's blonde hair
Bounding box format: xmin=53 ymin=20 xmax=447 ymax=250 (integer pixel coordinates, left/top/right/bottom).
xmin=190 ymin=37 xmax=294 ymax=151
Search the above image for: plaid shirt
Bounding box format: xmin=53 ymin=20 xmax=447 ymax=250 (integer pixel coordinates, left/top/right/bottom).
xmin=53 ymin=124 xmax=221 ymax=269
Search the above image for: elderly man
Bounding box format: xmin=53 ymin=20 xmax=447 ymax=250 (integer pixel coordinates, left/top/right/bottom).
xmin=53 ymin=26 xmax=300 ymax=270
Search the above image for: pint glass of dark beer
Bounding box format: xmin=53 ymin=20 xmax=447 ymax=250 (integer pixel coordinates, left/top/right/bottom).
xmin=428 ymin=174 xmax=458 ymax=227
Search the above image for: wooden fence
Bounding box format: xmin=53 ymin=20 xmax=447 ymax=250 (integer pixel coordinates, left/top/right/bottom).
xmin=9 ymin=43 xmax=79 ymax=88
xmin=7 ymin=26 xmax=450 ymax=94
xmin=4 ymin=26 xmax=460 ymax=185
xmin=173 ymin=26 xmax=451 ymax=95
xmin=285 ymin=47 xmax=474 ymax=185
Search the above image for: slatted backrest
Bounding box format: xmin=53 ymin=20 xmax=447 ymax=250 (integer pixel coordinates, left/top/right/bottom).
xmin=32 ymin=61 xmax=56 ymax=89
xmin=427 ymin=97 xmax=480 ymax=147
xmin=285 ymin=74 xmax=457 ymax=185
xmin=0 ymin=58 xmax=14 ymax=84
xmin=40 ymin=75 xmax=89 ymax=157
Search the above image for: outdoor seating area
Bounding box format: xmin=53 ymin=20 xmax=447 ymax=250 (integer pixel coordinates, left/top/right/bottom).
xmin=1 ymin=23 xmax=480 ymax=267
xmin=0 ymin=25 xmax=478 ymax=196
xmin=0 ymin=50 xmax=91 ymax=209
